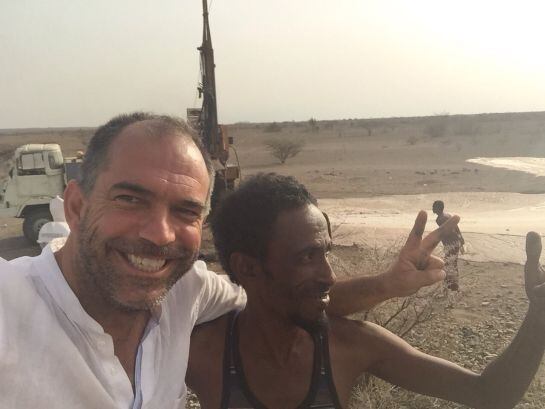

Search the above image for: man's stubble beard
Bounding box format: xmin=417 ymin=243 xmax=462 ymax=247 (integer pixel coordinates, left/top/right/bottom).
xmin=262 ymin=267 xmax=329 ymax=333
xmin=77 ymin=212 xmax=198 ymax=311
xmin=292 ymin=310 xmax=329 ymax=334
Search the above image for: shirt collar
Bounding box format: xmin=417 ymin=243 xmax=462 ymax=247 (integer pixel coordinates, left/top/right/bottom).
xmin=31 ymin=245 xmax=104 ymax=333
xmin=31 ymin=245 xmax=163 ymax=332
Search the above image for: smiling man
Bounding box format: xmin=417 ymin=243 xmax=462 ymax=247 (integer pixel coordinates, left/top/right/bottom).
xmin=0 ymin=113 xmax=458 ymax=409
xmin=187 ymin=173 xmax=545 ymax=409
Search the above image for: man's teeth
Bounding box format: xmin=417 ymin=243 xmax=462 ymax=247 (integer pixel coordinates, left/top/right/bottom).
xmin=127 ymin=254 xmax=166 ymax=272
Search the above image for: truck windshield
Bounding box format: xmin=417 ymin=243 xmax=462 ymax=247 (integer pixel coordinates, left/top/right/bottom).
xmin=17 ymin=152 xmax=45 ymax=175
xmin=48 ymin=150 xmax=64 ymax=170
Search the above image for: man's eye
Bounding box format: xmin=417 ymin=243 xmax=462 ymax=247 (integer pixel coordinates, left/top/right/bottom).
xmin=115 ymin=195 xmax=141 ymax=204
xmin=174 ymin=207 xmax=201 ymax=220
xmin=300 ymin=252 xmax=313 ymax=263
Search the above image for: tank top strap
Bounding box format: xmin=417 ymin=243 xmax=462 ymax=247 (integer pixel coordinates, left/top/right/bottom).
xmin=299 ymin=327 xmax=342 ymax=409
xmin=221 ymin=310 xmax=264 ymax=409
xmin=220 ymin=314 xmax=341 ymax=409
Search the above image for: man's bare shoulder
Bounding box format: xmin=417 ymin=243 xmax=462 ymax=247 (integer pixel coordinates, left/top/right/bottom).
xmin=187 ymin=313 xmax=231 ymax=401
xmin=328 ymin=315 xmax=413 ymax=359
xmin=189 ymin=313 xmax=230 ymax=371
xmin=191 ymin=313 xmax=231 ymax=351
xmin=326 ymin=316 xmax=415 ymax=396
xmin=329 ymin=315 xmax=389 ymax=337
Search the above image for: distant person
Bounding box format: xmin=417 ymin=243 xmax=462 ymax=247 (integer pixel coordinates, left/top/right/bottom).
xmin=432 ymin=200 xmax=465 ymax=291
xmin=37 ymin=195 xmax=70 ymax=249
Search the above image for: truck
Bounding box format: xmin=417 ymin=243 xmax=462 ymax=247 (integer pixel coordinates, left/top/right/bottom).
xmin=0 ymin=144 xmax=81 ymax=243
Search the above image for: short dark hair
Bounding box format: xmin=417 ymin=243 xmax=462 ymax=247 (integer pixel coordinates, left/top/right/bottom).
xmin=433 ymin=200 xmax=444 ymax=212
xmin=211 ymin=173 xmax=318 ymax=282
xmin=79 ymin=112 xmax=215 ymax=213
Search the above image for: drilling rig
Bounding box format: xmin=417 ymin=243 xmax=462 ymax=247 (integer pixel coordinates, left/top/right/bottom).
xmin=187 ymin=0 xmax=240 ymax=208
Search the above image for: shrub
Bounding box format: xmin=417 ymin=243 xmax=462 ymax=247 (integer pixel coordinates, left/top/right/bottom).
xmin=263 ymin=122 xmax=282 ymax=133
xmin=308 ymin=117 xmax=319 ymax=133
xmin=424 ymin=113 xmax=449 ymax=138
xmin=264 ymin=138 xmax=305 ymax=164
xmin=407 ymin=135 xmax=418 ymax=145
xmin=360 ymin=120 xmax=378 ymax=136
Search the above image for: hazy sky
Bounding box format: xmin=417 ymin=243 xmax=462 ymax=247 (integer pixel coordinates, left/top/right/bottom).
xmin=2 ymin=0 xmax=545 ymax=128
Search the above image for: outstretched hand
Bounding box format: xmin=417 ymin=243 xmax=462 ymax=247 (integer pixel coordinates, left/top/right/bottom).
xmin=525 ymin=232 xmax=545 ymax=311
xmin=384 ymin=210 xmax=460 ymax=298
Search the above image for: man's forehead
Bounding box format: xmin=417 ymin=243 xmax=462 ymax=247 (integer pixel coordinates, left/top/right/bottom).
xmin=95 ymin=122 xmax=209 ymax=193
xmin=272 ymin=205 xmax=329 ymax=239
xmin=122 ymin=118 xmax=180 ymax=134
xmin=114 ymin=121 xmax=195 ymax=150
xmin=109 ymin=125 xmax=202 ymax=169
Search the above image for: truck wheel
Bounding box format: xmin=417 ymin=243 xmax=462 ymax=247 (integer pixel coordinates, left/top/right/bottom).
xmin=23 ymin=208 xmax=53 ymax=244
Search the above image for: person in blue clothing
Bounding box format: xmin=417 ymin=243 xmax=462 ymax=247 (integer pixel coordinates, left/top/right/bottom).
xmin=433 ymin=200 xmax=465 ymax=291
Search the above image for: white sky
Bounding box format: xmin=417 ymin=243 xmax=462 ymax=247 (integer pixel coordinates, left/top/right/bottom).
xmin=1 ymin=0 xmax=545 ymax=128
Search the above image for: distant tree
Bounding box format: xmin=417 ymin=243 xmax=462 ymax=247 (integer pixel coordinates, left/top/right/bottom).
xmin=264 ymin=138 xmax=305 ymax=164
xmin=360 ymin=119 xmax=377 ymax=136
xmin=263 ymin=122 xmax=283 ymax=133
xmin=452 ymin=116 xmax=480 ymax=136
xmin=308 ymin=117 xmax=319 ymax=133
xmin=425 ymin=112 xmax=450 ymax=138
xmin=406 ymin=135 xmax=418 ymax=145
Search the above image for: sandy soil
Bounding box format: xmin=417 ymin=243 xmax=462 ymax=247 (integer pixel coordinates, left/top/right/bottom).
xmin=2 ymin=112 xmax=545 ymax=408
xmin=321 ymin=191 xmax=545 ymax=264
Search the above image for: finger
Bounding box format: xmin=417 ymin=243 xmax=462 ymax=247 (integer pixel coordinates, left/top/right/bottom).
xmin=421 ymin=215 xmax=460 ymax=252
xmin=419 ymin=268 xmax=446 ymax=287
xmin=417 ymin=254 xmax=445 ymax=271
xmin=526 ymin=231 xmax=542 ymax=266
xmin=532 ymin=282 xmax=545 ymax=298
xmin=427 ymin=255 xmax=445 ymax=270
xmin=405 ymin=210 xmax=427 ymax=249
xmin=525 ymin=232 xmax=544 ymax=296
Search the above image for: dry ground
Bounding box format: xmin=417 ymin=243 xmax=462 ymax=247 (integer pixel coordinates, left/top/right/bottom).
xmin=2 ymin=111 xmax=545 ymax=408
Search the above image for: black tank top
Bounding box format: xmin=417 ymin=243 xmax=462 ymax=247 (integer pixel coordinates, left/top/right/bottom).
xmin=220 ymin=312 xmax=342 ymax=409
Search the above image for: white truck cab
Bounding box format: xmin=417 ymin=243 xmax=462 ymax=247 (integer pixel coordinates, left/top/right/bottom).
xmin=0 ymin=144 xmax=81 ymax=243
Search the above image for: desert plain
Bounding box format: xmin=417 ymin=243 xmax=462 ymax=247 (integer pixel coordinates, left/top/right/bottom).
xmin=2 ymin=111 xmax=545 ymax=408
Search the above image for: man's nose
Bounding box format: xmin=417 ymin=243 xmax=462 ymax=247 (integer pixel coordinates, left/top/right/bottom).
xmin=319 ymin=256 xmax=336 ymax=287
xmin=138 ymin=207 xmax=176 ymax=246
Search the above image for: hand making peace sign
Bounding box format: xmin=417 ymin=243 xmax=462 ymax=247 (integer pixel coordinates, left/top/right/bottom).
xmin=383 ymin=210 xmax=461 ymax=298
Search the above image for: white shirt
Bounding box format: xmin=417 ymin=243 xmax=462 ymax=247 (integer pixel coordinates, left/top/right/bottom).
xmin=37 ymin=221 xmax=71 ymax=245
xmin=0 ymin=246 xmax=246 ymax=409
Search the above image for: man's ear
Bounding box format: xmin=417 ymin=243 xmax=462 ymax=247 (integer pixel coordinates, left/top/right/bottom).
xmin=63 ymin=180 xmax=86 ymax=232
xmin=229 ymin=252 xmax=260 ymax=284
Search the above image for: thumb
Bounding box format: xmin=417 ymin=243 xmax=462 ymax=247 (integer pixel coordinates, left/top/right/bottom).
xmin=525 ymin=231 xmax=544 ymax=297
xmin=405 ymin=210 xmax=427 ymax=249
xmin=420 ymin=268 xmax=446 ymax=287
xmin=526 ymin=231 xmax=542 ymax=266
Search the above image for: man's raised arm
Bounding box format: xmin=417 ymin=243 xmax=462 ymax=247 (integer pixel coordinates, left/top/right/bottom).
xmin=327 ymin=211 xmax=459 ymax=316
xmin=358 ymin=231 xmax=545 ymax=409
xmin=468 ymin=231 xmax=545 ymax=408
